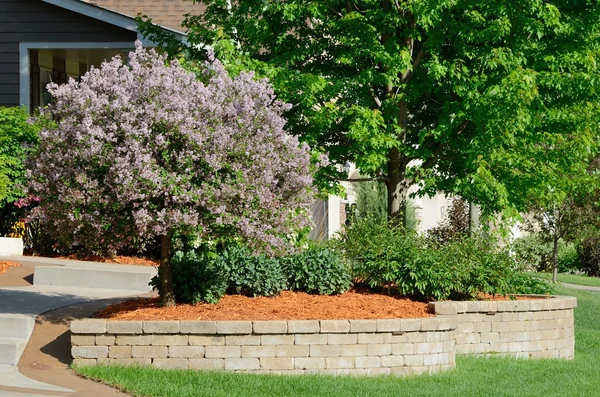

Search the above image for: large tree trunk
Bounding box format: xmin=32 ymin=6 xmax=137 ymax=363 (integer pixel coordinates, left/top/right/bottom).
xmin=386 ymin=148 xmax=409 ymax=225
xmin=552 ymin=236 xmax=559 ymax=283
xmin=159 ymin=233 xmax=176 ymax=307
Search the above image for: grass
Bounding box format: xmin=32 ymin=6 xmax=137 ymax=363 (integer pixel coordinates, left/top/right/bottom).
xmin=532 ymin=272 xmax=600 ymax=288
xmin=74 ymin=286 xmax=600 ymax=397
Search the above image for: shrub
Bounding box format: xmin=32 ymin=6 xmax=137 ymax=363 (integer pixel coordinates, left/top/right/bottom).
xmin=578 ymin=237 xmax=600 ymax=277
xmin=335 ymin=218 xmax=552 ymax=300
xmin=427 ymin=198 xmax=470 ymax=244
xmin=283 ymin=246 xmax=351 ymax=295
xmin=221 ymin=246 xmax=288 ymax=297
xmin=512 ymin=235 xmax=581 ymax=273
xmin=168 ymin=250 xmax=228 ymax=304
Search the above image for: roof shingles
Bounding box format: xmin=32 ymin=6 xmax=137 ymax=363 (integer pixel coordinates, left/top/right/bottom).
xmin=81 ymin=0 xmax=205 ymax=32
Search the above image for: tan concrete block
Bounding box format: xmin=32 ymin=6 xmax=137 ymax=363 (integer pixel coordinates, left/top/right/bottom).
xmin=480 ymin=333 xmax=500 ymax=343
xmin=474 ymin=322 xmax=491 ymax=333
xmin=115 ymin=335 xmax=152 ymax=346
xmin=225 ymin=357 xmax=260 ymax=370
xmin=420 ymin=318 xmax=439 ymax=331
xmin=71 ymin=358 xmax=97 ymax=366
xmin=169 ymin=346 xmax=205 ymax=358
xmin=287 ymin=320 xmax=320 ymax=334
xmin=492 ymin=322 xmax=510 ymax=333
xmin=455 ymin=301 xmax=468 ymax=313
xmin=143 ymin=321 xmax=180 ymax=334
xmin=205 ymin=346 xmax=241 ymax=358
xmin=189 ymin=335 xmax=225 ymax=346
xmin=430 ymin=302 xmax=457 ymax=315
xmin=216 ymin=321 xmax=252 ymax=334
xmin=437 ymin=317 xmax=457 ymax=331
xmin=507 ymin=342 xmax=524 ymax=353
xmin=391 ymin=343 xmax=413 ymax=355
xmin=320 ymin=320 xmax=350 ymax=333
xmin=131 ymin=346 xmax=168 ymax=358
xmin=340 ymin=344 xmax=368 ymax=357
xmin=355 ymin=356 xmax=381 ymax=368
xmin=376 ymin=319 xmax=401 ymax=332
xmin=295 ymin=334 xmax=327 ymax=345
xmin=357 ymin=333 xmax=385 ymax=344
xmin=502 ymin=312 xmax=520 ymax=322
xmin=253 ymin=321 xmax=287 ymax=334
xmin=399 ymin=319 xmax=422 ymax=332
xmin=72 ymin=346 xmax=108 ymax=359
xmin=528 ymin=300 xmax=545 ymax=311
xmin=276 ymin=345 xmax=309 ymax=357
xmin=242 ymin=345 xmax=277 ymax=358
xmin=71 ymin=319 xmax=106 ymax=334
xmin=71 ymin=335 xmax=95 ymax=346
xmin=106 ymin=321 xmax=142 ymax=334
xmin=349 ymin=320 xmax=377 ymax=333
xmin=109 ymin=345 xmax=132 ymax=358
xmin=403 ymin=354 xmax=424 ymax=366
xmin=404 ymin=332 xmax=427 ymax=343
xmin=367 ymin=344 xmax=392 ymax=356
xmin=260 ymin=334 xmax=295 ymax=345
xmin=180 ymin=321 xmax=216 ymax=334
xmin=465 ymin=333 xmax=480 ymax=344
xmin=95 ymin=335 xmax=115 ymax=346
xmin=310 ymin=344 xmax=341 ymax=357
xmin=457 ymin=322 xmax=474 ymax=333
xmin=226 ymin=335 xmax=261 ymax=346
xmin=381 ymin=355 xmax=404 ymax=367
xmin=153 ymin=358 xmax=189 ymax=369
xmin=189 ymin=358 xmax=224 ymax=370
xmin=152 ymin=335 xmax=189 ymax=346
xmin=327 ymin=334 xmax=357 ymax=345
xmin=294 ymin=357 xmax=326 ymax=369
xmin=423 ymin=353 xmax=441 ymax=366
xmin=472 ymin=343 xmax=491 ymax=354
xmin=260 ymin=357 xmax=294 ymax=370
xmin=326 ymin=357 xmax=354 ymax=369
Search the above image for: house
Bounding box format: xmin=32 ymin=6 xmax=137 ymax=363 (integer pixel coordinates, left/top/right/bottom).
xmin=0 ymin=0 xmax=200 ymax=111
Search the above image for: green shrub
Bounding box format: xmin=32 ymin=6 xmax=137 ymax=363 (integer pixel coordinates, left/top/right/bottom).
xmin=168 ymin=249 xmax=228 ymax=304
xmin=222 ymin=246 xmax=288 ymax=297
xmin=558 ymin=243 xmax=581 ymax=273
xmin=512 ymin=235 xmax=581 ymax=273
xmin=283 ymin=246 xmax=351 ymax=295
xmin=578 ymin=237 xmax=600 ymax=277
xmin=334 ymin=218 xmax=552 ymax=300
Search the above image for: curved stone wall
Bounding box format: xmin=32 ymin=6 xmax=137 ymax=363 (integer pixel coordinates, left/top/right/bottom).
xmin=70 ymin=295 xmax=576 ymax=375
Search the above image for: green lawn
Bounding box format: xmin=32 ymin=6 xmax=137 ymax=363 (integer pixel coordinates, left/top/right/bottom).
xmin=532 ymin=272 xmax=600 ymax=288
xmin=74 ymin=286 xmax=600 ymax=397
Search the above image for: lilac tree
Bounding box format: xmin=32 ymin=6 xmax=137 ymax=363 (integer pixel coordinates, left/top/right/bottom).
xmin=28 ymin=42 xmax=314 ymax=306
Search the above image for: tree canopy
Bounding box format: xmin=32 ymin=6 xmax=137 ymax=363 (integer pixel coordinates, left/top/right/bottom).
xmin=141 ymin=0 xmax=600 ymax=220
xmin=28 ymin=43 xmax=314 ymax=305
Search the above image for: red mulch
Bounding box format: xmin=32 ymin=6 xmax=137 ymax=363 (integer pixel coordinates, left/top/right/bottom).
xmin=94 ymin=290 xmax=434 ymax=321
xmin=0 ymin=260 xmax=21 ymax=275
xmin=56 ymin=255 xmax=158 ymax=267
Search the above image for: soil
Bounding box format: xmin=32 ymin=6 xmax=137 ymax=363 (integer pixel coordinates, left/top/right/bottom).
xmin=55 ymin=254 xmax=159 ymax=267
xmin=95 ymin=290 xmax=434 ymax=321
xmin=0 ymin=260 xmax=21 ymax=275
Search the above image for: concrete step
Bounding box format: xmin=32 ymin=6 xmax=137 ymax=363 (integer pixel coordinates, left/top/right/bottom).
xmin=0 ymin=337 xmax=28 ymax=366
xmin=33 ymin=265 xmax=156 ymax=292
xmin=0 ymin=314 xmax=34 ymax=339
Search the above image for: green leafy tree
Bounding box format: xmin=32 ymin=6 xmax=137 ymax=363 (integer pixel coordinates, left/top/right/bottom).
xmin=140 ymin=0 xmax=600 ymax=222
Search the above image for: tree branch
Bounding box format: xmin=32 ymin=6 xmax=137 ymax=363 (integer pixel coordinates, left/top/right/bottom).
xmin=339 ymin=177 xmax=389 ymax=183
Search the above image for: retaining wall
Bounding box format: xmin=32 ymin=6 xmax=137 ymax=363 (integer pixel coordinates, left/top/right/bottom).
xmin=70 ymin=296 xmax=576 ymax=375
xmin=71 ymin=318 xmax=456 ymax=375
xmin=429 ymin=296 xmax=576 ymax=359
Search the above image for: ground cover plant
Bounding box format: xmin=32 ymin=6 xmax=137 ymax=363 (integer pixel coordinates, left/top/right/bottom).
xmin=27 ymin=42 xmax=314 ymax=306
xmin=74 ymin=286 xmax=599 ymax=397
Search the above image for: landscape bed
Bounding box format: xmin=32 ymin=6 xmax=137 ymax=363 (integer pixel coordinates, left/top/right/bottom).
xmin=71 ymin=295 xmax=576 ymax=376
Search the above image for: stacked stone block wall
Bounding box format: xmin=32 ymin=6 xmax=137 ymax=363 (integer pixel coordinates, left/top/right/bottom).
xmin=71 ymin=318 xmax=456 ymax=375
xmin=429 ymin=296 xmax=576 ymax=359
xmin=71 ymin=296 xmax=576 ymax=376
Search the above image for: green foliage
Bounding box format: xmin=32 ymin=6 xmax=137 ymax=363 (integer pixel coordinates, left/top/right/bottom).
xmin=222 ymin=246 xmax=288 ymax=298
xmin=512 ymin=235 xmax=581 ymax=273
xmin=0 ymin=107 xmax=39 ymax=205
xmin=283 ymin=246 xmax=351 ymax=295
xmin=578 ymin=237 xmax=600 ymax=277
xmin=335 ymin=218 xmax=551 ymax=300
xmin=141 ymin=1 xmax=600 ymax=219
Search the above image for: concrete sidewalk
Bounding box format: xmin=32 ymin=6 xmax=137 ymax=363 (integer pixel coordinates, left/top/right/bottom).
xmin=0 ymin=257 xmax=153 ymax=396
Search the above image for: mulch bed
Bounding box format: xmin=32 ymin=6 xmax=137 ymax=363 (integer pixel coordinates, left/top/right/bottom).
xmin=94 ymin=290 xmax=434 ymax=321
xmin=0 ymin=260 xmax=21 ymax=275
xmin=55 ymin=254 xmax=159 ymax=267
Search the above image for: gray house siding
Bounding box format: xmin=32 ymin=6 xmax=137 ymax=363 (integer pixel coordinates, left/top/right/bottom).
xmin=0 ymin=0 xmax=137 ymax=107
